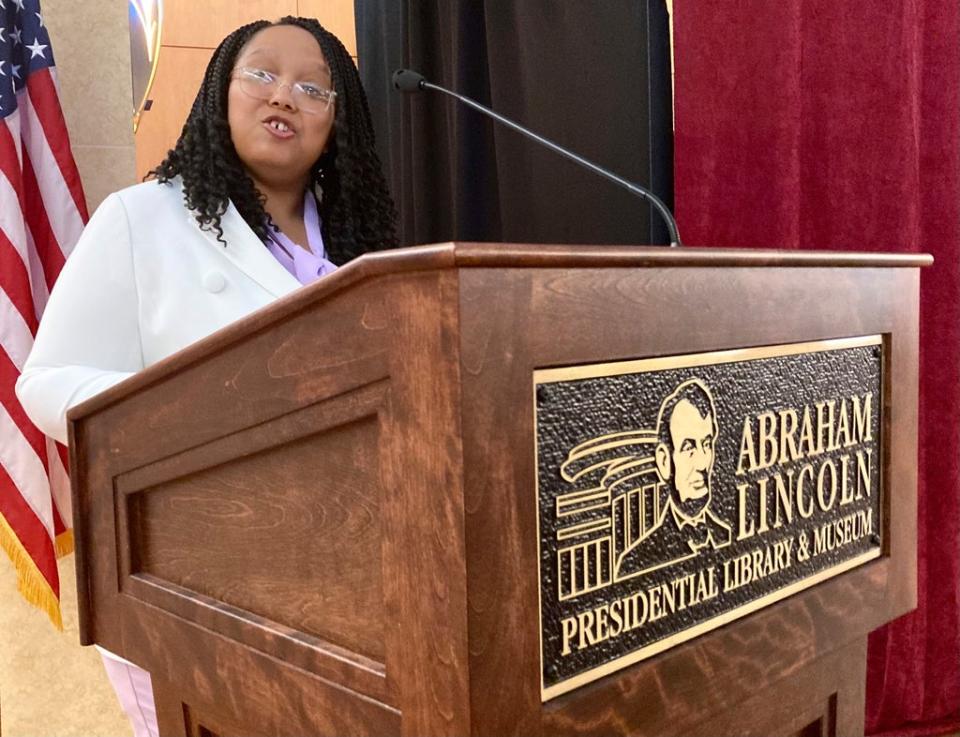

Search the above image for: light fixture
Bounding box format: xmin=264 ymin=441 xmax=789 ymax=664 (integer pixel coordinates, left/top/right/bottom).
xmin=128 ymin=0 xmax=164 ymax=133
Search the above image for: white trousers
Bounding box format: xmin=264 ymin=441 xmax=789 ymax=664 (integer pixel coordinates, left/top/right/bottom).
xmin=97 ymin=646 xmax=159 ymax=737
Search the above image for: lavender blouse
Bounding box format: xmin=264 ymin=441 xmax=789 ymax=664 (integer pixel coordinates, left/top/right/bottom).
xmin=265 ymin=192 xmax=338 ymax=286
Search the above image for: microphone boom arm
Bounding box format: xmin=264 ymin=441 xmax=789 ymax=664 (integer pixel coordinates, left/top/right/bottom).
xmin=419 ymin=80 xmax=682 ymax=247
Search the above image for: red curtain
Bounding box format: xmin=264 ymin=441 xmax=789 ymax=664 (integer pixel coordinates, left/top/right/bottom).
xmin=672 ymin=1 xmax=960 ymax=734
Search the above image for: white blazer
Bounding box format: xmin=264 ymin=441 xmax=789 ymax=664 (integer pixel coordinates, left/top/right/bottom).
xmin=16 ymin=178 xmax=306 ymax=444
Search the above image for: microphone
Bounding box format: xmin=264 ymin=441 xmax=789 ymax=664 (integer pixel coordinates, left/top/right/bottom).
xmin=392 ymin=69 xmax=426 ymax=93
xmin=391 ymin=68 xmax=681 ymax=247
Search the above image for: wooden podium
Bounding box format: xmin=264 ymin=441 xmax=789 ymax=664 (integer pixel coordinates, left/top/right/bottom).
xmin=69 ymin=245 xmax=926 ymax=737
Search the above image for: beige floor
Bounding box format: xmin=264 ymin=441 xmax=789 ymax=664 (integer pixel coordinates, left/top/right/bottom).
xmin=0 ymin=555 xmax=130 ymax=736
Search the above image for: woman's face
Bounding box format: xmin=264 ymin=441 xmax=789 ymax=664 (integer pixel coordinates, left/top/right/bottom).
xmin=227 ymin=25 xmax=335 ymax=190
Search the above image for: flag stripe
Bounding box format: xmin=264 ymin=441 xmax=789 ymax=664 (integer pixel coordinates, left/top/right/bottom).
xmin=0 ymin=400 xmax=54 ymax=540
xmin=26 ymin=70 xmax=89 ymax=222
xmin=22 ymin=226 xmax=50 ymax=321
xmin=55 ymin=442 xmax=69 ymax=478
xmin=0 ymin=352 xmax=47 ymax=464
xmin=0 ymin=368 xmax=58 ymax=586
xmin=0 ymin=228 xmax=39 ymax=334
xmin=21 ymin=88 xmax=83 ymax=261
xmin=51 ymin=497 xmax=65 ymax=536
xmin=0 ymin=123 xmax=51 ymax=320
xmin=0 ymin=285 xmax=36 ymax=372
xmin=0 ymin=110 xmax=23 ymax=185
xmin=20 ymin=151 xmax=64 ymax=291
xmin=0 ymin=467 xmax=58 ymax=595
xmin=0 ymin=125 xmax=33 ymax=274
xmin=48 ymin=437 xmax=71 ymax=529
xmin=0 ymin=169 xmax=33 ymax=282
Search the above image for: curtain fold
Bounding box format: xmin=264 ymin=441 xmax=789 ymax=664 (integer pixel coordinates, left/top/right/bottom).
xmin=673 ymin=2 xmax=960 ymax=733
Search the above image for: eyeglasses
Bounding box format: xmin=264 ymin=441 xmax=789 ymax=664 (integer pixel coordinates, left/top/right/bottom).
xmin=232 ymin=67 xmax=337 ymax=113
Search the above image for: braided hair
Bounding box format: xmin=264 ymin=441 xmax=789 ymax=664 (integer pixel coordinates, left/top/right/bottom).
xmin=149 ymin=17 xmax=397 ymax=264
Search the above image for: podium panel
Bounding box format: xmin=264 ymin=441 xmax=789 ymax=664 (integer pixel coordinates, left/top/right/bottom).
xmin=69 ymin=245 xmax=925 ymax=736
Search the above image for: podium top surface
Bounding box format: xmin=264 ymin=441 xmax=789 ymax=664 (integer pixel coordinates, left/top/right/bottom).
xmin=434 ymin=242 xmax=932 ymax=267
xmin=334 ymin=242 xmax=932 ymax=274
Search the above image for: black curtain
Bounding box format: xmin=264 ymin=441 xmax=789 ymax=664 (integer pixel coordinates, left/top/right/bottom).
xmin=356 ymin=1 xmax=674 ymax=247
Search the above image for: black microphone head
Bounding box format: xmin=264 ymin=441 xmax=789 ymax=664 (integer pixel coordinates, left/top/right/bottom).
xmin=392 ymin=69 xmax=426 ymax=92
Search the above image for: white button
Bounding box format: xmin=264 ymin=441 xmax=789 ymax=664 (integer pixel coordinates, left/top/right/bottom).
xmin=202 ymin=271 xmax=226 ymax=293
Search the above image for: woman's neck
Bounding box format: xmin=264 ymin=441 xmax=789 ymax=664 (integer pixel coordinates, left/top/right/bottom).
xmin=256 ymin=179 xmax=305 ymax=223
xmin=255 ymin=177 xmax=310 ymax=250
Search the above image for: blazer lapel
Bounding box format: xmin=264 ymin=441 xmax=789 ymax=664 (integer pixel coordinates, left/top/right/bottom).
xmin=189 ymin=197 xmax=302 ymax=298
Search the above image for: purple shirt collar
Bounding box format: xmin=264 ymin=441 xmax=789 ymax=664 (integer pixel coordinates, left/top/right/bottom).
xmin=265 ymin=191 xmax=338 ymax=286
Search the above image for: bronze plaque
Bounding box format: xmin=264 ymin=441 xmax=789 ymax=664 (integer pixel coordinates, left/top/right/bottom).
xmin=534 ymin=336 xmax=883 ymax=700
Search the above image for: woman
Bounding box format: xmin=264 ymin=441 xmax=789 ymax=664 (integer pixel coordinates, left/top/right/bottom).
xmin=16 ymin=17 xmax=396 ymax=737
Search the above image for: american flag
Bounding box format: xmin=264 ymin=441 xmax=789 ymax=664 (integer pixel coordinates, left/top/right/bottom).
xmin=0 ymin=0 xmax=87 ymax=628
